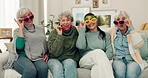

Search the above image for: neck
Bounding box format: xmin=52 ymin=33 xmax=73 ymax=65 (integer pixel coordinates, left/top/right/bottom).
xmin=90 ymin=28 xmax=98 ymax=32
xmin=121 ymin=26 xmax=128 ymax=35
xmin=24 ymin=24 xmax=35 ymax=33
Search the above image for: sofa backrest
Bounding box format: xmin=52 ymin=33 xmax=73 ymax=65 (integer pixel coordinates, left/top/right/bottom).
xmin=139 ymin=30 xmax=148 ymax=60
xmin=5 ymin=42 xmax=13 ymax=52
xmin=141 ymin=23 xmax=148 ymax=30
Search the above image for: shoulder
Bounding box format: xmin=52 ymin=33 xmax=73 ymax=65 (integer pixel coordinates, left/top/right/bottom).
xmin=105 ymin=32 xmax=111 ymax=39
xmin=108 ymin=27 xmax=117 ymax=36
xmin=105 ymin=32 xmax=110 ymax=36
xmin=14 ymin=28 xmax=19 ymax=32
xmin=50 ymin=29 xmax=57 ymax=35
xmin=72 ymin=26 xmax=78 ymax=32
xmin=128 ymin=30 xmax=144 ymax=49
xmin=35 ymin=25 xmax=44 ymax=30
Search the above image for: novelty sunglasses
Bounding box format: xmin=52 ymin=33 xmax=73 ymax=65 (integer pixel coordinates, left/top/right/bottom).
xmin=84 ymin=16 xmax=97 ymax=25
xmin=113 ymin=20 xmax=124 ymax=25
xmin=23 ymin=14 xmax=34 ymax=22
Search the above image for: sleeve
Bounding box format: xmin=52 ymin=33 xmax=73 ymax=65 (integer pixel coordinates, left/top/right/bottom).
xmin=76 ymin=27 xmax=87 ymax=50
xmin=48 ymin=30 xmax=65 ymax=57
xmin=128 ymin=26 xmax=134 ymax=31
xmin=16 ymin=37 xmax=25 ymax=50
xmin=105 ymin=33 xmax=114 ymax=60
xmin=130 ymin=30 xmax=144 ymax=49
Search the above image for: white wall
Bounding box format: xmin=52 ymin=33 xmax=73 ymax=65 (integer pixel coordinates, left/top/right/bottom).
xmin=20 ymin=0 xmax=44 ymax=25
xmin=47 ymin=0 xmax=62 ymax=20
xmin=48 ymin=0 xmax=148 ymax=29
xmin=20 ymin=0 xmax=148 ymax=29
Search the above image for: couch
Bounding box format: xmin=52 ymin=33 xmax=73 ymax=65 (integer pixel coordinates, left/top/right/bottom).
xmin=0 ymin=30 xmax=148 ymax=78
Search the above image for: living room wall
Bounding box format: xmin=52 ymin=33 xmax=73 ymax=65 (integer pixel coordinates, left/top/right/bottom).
xmin=20 ymin=0 xmax=148 ymax=29
xmin=20 ymin=0 xmax=44 ymax=25
xmin=47 ymin=0 xmax=148 ymax=29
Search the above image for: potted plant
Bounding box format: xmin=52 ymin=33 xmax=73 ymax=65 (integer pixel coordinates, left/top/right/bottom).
xmin=41 ymin=14 xmax=59 ymax=35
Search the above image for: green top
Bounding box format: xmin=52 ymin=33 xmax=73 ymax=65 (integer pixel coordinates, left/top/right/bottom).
xmin=16 ymin=37 xmax=27 ymax=57
xmin=76 ymin=27 xmax=113 ymax=60
xmin=48 ymin=26 xmax=80 ymax=61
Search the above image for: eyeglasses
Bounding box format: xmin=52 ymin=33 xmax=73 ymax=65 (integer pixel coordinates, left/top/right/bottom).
xmin=23 ymin=15 xmax=34 ymax=22
xmin=84 ymin=18 xmax=97 ymax=25
xmin=113 ymin=21 xmax=124 ymax=25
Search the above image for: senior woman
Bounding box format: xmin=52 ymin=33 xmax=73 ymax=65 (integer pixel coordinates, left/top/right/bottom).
xmin=47 ymin=11 xmax=80 ymax=78
xmin=4 ymin=7 xmax=49 ymax=78
xmin=110 ymin=10 xmax=147 ymax=78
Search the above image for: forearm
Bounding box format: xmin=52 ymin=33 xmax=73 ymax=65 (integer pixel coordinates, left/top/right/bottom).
xmin=17 ymin=27 xmax=24 ymax=37
xmin=76 ymin=27 xmax=87 ymax=49
xmin=16 ymin=37 xmax=25 ymax=50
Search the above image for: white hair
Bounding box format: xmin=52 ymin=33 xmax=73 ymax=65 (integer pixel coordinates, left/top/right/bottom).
xmin=16 ymin=7 xmax=32 ymax=19
xmin=114 ymin=10 xmax=129 ymax=20
xmin=58 ymin=11 xmax=73 ymax=22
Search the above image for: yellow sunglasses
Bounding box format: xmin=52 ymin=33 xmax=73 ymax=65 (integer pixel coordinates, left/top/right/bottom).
xmin=84 ymin=16 xmax=97 ymax=25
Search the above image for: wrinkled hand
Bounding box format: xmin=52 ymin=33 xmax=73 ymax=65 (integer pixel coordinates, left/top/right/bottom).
xmin=55 ymin=26 xmax=62 ymax=35
xmin=43 ymin=53 xmax=49 ymax=63
xmin=124 ymin=19 xmax=132 ymax=27
xmin=112 ymin=54 xmax=115 ymax=59
xmin=14 ymin=18 xmax=24 ymax=29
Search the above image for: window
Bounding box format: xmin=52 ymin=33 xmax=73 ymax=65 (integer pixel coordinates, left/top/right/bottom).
xmin=0 ymin=0 xmax=19 ymax=30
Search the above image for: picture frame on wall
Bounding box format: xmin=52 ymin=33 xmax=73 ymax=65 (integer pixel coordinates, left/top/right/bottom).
xmin=0 ymin=28 xmax=12 ymax=38
xmin=82 ymin=0 xmax=91 ymax=5
xmin=91 ymin=10 xmax=116 ymax=29
xmin=99 ymin=0 xmax=111 ymax=8
xmin=75 ymin=0 xmax=81 ymax=4
xmin=71 ymin=7 xmax=90 ymax=26
xmin=93 ymin=0 xmax=99 ymax=8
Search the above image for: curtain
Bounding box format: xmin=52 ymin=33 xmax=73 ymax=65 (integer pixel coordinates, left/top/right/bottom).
xmin=0 ymin=0 xmax=19 ymax=29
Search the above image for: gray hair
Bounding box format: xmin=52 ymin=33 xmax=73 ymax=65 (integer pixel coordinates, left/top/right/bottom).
xmin=58 ymin=11 xmax=73 ymax=21
xmin=114 ymin=10 xmax=129 ymax=20
xmin=16 ymin=7 xmax=32 ymax=19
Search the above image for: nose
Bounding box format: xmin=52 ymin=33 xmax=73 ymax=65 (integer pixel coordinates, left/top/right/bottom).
xmin=64 ymin=20 xmax=68 ymax=23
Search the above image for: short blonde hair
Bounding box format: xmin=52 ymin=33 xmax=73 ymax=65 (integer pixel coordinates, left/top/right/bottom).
xmin=58 ymin=11 xmax=73 ymax=22
xmin=16 ymin=7 xmax=32 ymax=19
xmin=114 ymin=10 xmax=129 ymax=20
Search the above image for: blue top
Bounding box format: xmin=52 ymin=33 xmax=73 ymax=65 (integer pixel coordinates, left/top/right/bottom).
xmin=114 ymin=26 xmax=134 ymax=61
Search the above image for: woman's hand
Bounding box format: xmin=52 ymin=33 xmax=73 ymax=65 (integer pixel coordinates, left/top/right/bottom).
xmin=43 ymin=53 xmax=49 ymax=63
xmin=14 ymin=18 xmax=24 ymax=29
xmin=124 ymin=19 xmax=132 ymax=27
xmin=14 ymin=18 xmax=25 ymax=37
xmin=79 ymin=22 xmax=86 ymax=28
xmin=55 ymin=25 xmax=62 ymax=35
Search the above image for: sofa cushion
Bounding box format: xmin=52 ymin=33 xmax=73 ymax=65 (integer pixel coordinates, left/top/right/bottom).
xmin=0 ymin=51 xmax=9 ymax=66
xmin=3 ymin=69 xmax=53 ymax=78
xmin=77 ymin=68 xmax=91 ymax=78
xmin=4 ymin=69 xmax=22 ymax=78
xmin=139 ymin=30 xmax=148 ymax=60
xmin=5 ymin=42 xmax=13 ymax=52
xmin=0 ymin=43 xmax=12 ymax=66
xmin=139 ymin=67 xmax=148 ymax=78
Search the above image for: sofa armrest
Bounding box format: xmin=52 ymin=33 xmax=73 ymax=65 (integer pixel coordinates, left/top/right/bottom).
xmin=0 ymin=51 xmax=9 ymax=66
xmin=5 ymin=42 xmax=13 ymax=52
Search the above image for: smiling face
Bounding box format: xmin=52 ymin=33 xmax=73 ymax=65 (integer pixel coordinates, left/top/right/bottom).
xmin=59 ymin=16 xmax=72 ymax=30
xmin=85 ymin=15 xmax=98 ymax=32
xmin=17 ymin=7 xmax=34 ymax=26
xmin=60 ymin=16 xmax=72 ymax=27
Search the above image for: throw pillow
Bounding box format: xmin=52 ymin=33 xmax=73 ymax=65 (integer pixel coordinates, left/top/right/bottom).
xmin=139 ymin=32 xmax=148 ymax=60
xmin=0 ymin=51 xmax=9 ymax=66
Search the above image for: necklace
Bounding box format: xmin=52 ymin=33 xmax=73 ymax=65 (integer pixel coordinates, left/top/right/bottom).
xmin=24 ymin=24 xmax=35 ymax=33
